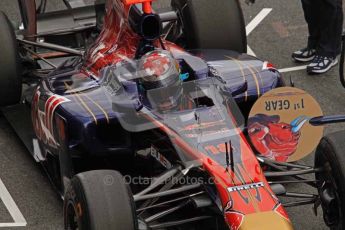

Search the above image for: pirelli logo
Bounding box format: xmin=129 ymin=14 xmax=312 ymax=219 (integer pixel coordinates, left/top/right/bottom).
xmin=227 ymin=182 xmax=264 ymax=192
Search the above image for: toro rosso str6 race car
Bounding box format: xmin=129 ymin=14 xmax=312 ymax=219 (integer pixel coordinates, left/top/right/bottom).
xmin=1 ymin=0 xmax=345 ymax=230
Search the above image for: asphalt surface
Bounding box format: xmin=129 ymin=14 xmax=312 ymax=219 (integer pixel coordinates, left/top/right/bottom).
xmin=0 ymin=0 xmax=345 ymax=229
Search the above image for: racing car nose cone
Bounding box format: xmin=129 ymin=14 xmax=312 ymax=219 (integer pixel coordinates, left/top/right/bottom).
xmin=239 ymin=211 xmax=294 ymax=230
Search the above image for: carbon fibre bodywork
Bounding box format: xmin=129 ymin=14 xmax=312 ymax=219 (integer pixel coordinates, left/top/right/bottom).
xmin=30 ymin=49 xmax=282 ymax=157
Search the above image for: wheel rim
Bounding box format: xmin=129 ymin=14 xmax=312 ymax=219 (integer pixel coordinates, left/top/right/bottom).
xmin=66 ymin=201 xmax=79 ymax=230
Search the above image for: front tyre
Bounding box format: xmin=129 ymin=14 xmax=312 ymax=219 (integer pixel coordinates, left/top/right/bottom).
xmin=64 ymin=170 xmax=137 ymax=230
xmin=315 ymin=131 xmax=345 ymax=230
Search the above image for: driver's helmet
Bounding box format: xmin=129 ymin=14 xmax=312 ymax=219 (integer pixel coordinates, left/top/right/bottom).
xmin=139 ymin=50 xmax=182 ymax=111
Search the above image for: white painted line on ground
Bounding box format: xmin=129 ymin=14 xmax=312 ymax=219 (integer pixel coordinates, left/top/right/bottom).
xmin=246 ymin=8 xmax=273 ymax=36
xmin=279 ymin=65 xmax=308 ymax=73
xmin=245 ymin=8 xmax=307 ymax=73
xmin=246 ymin=8 xmax=273 ymax=57
xmin=0 ymin=222 xmax=27 ymax=227
xmin=0 ymin=178 xmax=27 ymax=227
xmin=247 ymin=46 xmax=256 ymax=57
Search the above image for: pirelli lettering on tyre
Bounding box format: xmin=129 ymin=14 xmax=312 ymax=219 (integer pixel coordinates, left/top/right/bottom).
xmin=227 ymin=182 xmax=264 ymax=192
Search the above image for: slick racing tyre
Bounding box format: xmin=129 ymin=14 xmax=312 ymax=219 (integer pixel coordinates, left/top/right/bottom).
xmin=64 ymin=170 xmax=137 ymax=230
xmin=0 ymin=11 xmax=22 ymax=106
xmin=171 ymin=0 xmax=247 ymax=53
xmin=315 ymin=131 xmax=345 ymax=230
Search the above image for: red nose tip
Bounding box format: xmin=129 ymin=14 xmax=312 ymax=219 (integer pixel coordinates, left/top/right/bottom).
xmin=263 ymin=61 xmax=276 ymax=70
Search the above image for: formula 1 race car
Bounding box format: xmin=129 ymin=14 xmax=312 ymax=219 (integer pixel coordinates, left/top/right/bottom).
xmin=1 ymin=0 xmax=345 ymax=230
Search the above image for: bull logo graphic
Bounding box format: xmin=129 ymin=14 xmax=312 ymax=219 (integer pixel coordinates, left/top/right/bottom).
xmin=248 ymin=114 xmax=310 ymax=162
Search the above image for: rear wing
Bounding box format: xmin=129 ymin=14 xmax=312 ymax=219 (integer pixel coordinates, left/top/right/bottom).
xmin=17 ymin=0 xmax=105 ymax=40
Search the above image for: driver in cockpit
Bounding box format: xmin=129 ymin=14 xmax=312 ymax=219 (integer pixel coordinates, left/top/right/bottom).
xmin=138 ymin=50 xmax=195 ymax=113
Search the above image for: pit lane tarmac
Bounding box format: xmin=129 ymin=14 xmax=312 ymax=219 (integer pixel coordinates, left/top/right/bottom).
xmin=0 ymin=114 xmax=63 ymax=230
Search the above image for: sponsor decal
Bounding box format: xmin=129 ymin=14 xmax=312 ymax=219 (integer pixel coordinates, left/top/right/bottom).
xmin=102 ymin=68 xmax=123 ymax=96
xmin=151 ymin=145 xmax=172 ymax=169
xmin=32 ymin=90 xmax=70 ymax=148
xmin=227 ymin=182 xmax=264 ymax=193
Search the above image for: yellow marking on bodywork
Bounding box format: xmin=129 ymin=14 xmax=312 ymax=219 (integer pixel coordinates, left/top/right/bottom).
xmin=64 ymin=82 xmax=98 ymax=125
xmin=239 ymin=211 xmax=293 ymax=230
xmin=225 ymin=55 xmax=261 ymax=98
xmin=82 ymin=94 xmax=110 ymax=124
xmin=246 ymin=62 xmax=264 ymax=96
xmin=224 ymin=56 xmax=248 ymax=102
xmin=243 ymin=63 xmax=261 ymax=97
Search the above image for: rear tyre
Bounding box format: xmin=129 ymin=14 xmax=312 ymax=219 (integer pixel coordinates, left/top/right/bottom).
xmin=0 ymin=11 xmax=22 ymax=106
xmin=171 ymin=0 xmax=247 ymax=53
xmin=315 ymin=131 xmax=345 ymax=230
xmin=64 ymin=170 xmax=137 ymax=230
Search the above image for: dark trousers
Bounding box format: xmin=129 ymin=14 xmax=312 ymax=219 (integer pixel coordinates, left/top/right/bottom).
xmin=302 ymin=0 xmax=343 ymax=58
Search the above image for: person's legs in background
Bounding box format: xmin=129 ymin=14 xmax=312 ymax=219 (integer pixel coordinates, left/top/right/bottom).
xmin=292 ymin=0 xmax=321 ymax=62
xmin=292 ymin=0 xmax=343 ymax=74
xmin=316 ymin=0 xmax=343 ymax=58
xmin=306 ymin=0 xmax=343 ymax=74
